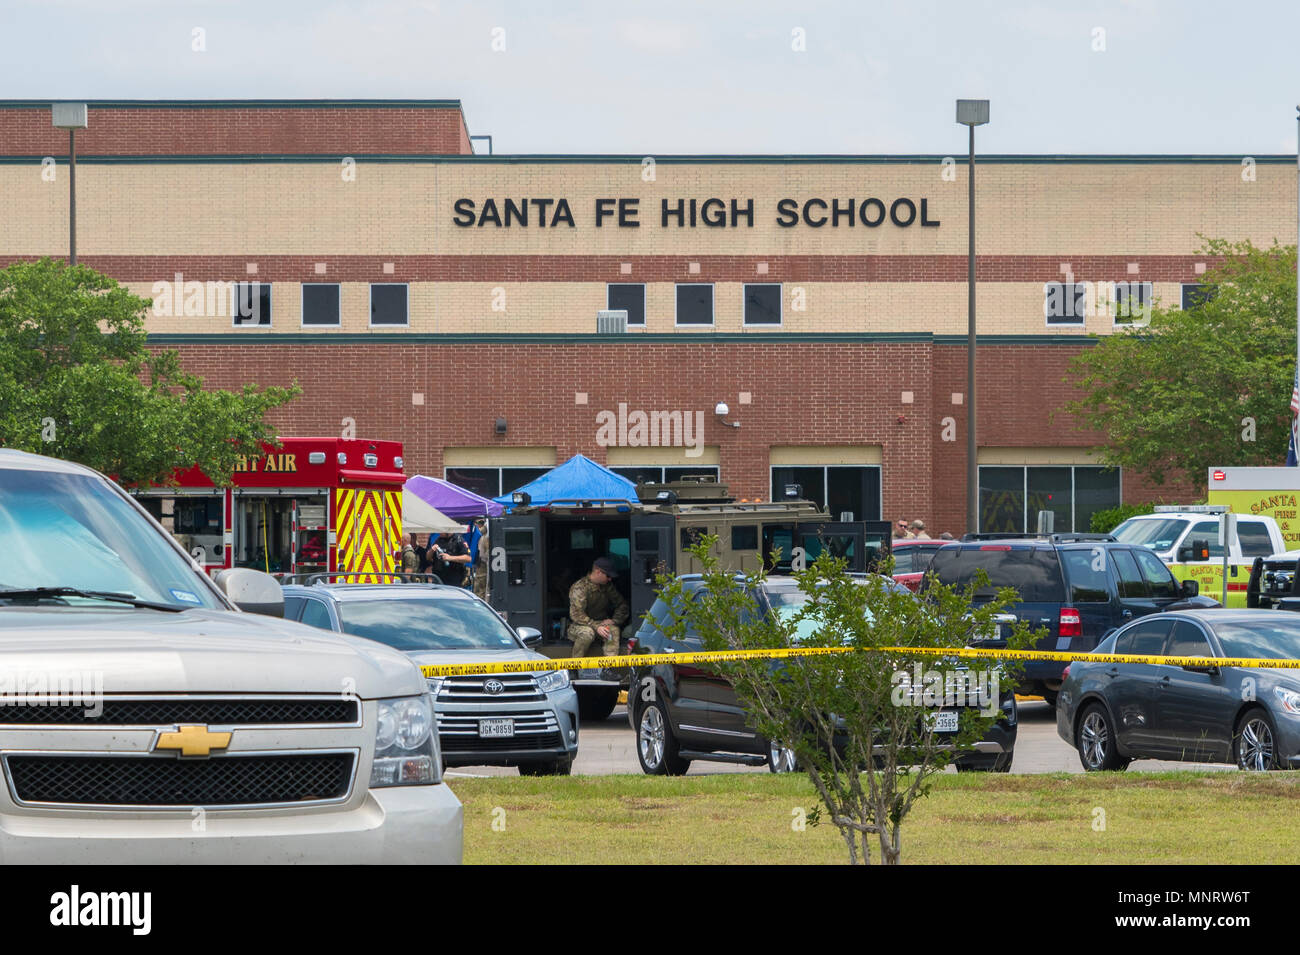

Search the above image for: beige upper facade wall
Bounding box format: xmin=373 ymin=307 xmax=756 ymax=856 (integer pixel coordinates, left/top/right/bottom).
xmin=0 ymin=160 xmax=1291 ymax=258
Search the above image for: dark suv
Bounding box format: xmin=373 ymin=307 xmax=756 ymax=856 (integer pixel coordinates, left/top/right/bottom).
xmin=923 ymin=534 xmax=1217 ymax=705
xmin=627 ymin=574 xmax=1018 ymax=775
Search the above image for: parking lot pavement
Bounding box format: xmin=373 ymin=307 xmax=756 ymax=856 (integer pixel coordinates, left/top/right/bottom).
xmin=442 ymin=701 xmax=1233 ymax=778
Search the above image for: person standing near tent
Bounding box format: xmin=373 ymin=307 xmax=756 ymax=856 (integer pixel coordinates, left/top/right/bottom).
xmin=469 ymin=518 xmax=489 ymax=599
xmin=463 ymin=519 xmax=484 ymax=592
xmin=429 ymin=531 xmax=471 ymax=586
xmin=567 ymin=557 xmax=628 ymax=659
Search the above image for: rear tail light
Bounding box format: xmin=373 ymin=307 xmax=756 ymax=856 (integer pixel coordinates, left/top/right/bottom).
xmin=1059 ymin=608 xmax=1082 ymax=638
xmin=627 ymin=637 xmax=638 ymax=652
xmin=1062 ymin=664 xmax=1071 ymax=681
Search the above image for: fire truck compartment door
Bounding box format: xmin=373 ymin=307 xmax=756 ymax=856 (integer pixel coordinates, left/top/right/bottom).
xmin=629 ymin=511 xmax=676 ymax=620
xmin=491 ymin=511 xmax=543 ymax=631
xmin=795 ymin=522 xmax=867 ymax=572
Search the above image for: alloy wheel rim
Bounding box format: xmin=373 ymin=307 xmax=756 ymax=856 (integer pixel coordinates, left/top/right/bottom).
xmin=640 ymin=706 xmax=665 ymax=768
xmin=1081 ymin=712 xmax=1108 ymax=768
xmin=1240 ymin=719 xmax=1274 ymax=771
xmin=770 ymin=741 xmax=796 ymax=772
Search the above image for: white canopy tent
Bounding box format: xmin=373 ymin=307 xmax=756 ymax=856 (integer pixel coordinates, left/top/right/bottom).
xmin=402 ymin=488 xmax=467 ymax=536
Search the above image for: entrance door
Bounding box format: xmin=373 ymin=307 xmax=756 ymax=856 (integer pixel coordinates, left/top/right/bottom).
xmin=490 ymin=512 xmax=545 ymax=635
xmin=795 ymin=521 xmax=867 ymax=572
xmin=629 ymin=511 xmax=676 ymax=624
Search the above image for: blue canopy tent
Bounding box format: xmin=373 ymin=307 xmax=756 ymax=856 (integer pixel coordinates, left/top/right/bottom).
xmin=492 ymin=454 xmax=637 ymax=509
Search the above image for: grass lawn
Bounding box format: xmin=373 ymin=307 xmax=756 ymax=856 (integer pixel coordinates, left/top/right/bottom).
xmin=451 ymin=771 xmax=1300 ymax=864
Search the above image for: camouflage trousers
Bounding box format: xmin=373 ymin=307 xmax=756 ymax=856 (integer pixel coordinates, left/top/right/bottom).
xmin=472 ymin=567 xmax=487 ymax=600
xmin=569 ymin=623 xmax=621 ymax=658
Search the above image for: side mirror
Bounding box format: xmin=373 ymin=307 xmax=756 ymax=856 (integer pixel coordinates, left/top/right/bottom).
xmin=1180 ymin=579 xmax=1199 ymax=598
xmin=214 ymin=567 xmax=285 ymax=617
xmin=517 ymin=626 xmax=543 ymax=648
xmin=1191 ymin=538 xmax=1210 ymax=561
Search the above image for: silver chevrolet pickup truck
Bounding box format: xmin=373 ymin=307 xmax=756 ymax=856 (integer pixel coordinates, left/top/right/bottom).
xmin=0 ymin=449 xmax=462 ymax=864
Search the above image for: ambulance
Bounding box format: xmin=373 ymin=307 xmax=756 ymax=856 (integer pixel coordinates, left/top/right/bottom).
xmin=1107 ymin=467 xmax=1294 ymax=607
xmin=489 ymin=477 xmax=892 ymax=719
xmin=131 ymin=437 xmax=406 ymax=580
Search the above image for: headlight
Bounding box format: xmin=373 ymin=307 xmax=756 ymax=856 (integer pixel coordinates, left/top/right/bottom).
xmin=535 ymin=668 xmax=570 ymax=693
xmin=1274 ymin=686 xmax=1300 ymax=715
xmin=370 ymin=694 xmax=439 ymax=787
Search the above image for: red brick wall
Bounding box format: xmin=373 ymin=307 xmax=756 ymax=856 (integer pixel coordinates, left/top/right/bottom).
xmin=0 ymin=104 xmax=472 ymax=156
xmin=155 ymin=339 xmax=1180 ymax=535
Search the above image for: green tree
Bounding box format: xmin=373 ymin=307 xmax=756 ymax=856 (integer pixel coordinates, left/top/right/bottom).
xmin=654 ymin=543 xmax=1036 ymax=865
xmin=1065 ymin=238 xmax=1296 ymax=495
xmin=0 ymin=258 xmax=299 ymax=486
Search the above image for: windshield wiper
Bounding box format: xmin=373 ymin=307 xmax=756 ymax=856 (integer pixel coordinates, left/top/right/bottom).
xmin=0 ymin=587 xmax=186 ymax=613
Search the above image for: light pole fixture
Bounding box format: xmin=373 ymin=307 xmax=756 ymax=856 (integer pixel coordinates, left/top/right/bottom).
xmin=956 ymin=99 xmax=989 ymax=534
xmin=51 ymin=103 xmax=88 ymax=266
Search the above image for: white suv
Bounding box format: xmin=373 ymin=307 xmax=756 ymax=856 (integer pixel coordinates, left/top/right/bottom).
xmin=0 ymin=449 xmax=462 ymax=864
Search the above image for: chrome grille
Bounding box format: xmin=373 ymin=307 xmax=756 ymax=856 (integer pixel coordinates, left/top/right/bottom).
xmin=5 ymin=753 xmax=355 ymax=807
xmin=437 ymin=675 xmax=544 ymax=702
xmin=437 ymin=710 xmax=562 ymax=752
xmin=0 ymin=698 xmax=358 ymax=726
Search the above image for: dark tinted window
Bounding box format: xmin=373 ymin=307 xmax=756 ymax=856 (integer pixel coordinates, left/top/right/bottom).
xmin=300 ymin=598 xmax=333 ymax=630
xmin=681 ymin=526 xmax=707 ymax=550
xmin=283 ymin=596 xmax=305 ymax=621
xmin=607 ymin=283 xmax=646 ymax=326
xmin=928 ymin=546 xmax=1065 ymax=602
xmin=1238 ymin=521 xmax=1275 ymax=558
xmin=743 ymin=284 xmax=781 ymax=325
xmin=1112 ymin=549 xmax=1146 ymax=598
xmin=1061 ymin=549 xmax=1110 ymax=603
xmin=370 ymin=284 xmax=408 ymax=325
xmin=634 ymin=530 xmax=660 ymax=552
xmin=232 ymin=281 xmax=271 ymax=326
xmin=1113 ymin=619 xmax=1172 ymax=655
xmin=503 ymin=529 xmax=534 ymax=552
xmin=1135 ymin=549 xmax=1179 ymax=599
xmin=675 ymin=284 xmax=713 ymax=325
xmin=979 ymin=467 xmax=1025 ymax=534
xmin=1165 ymin=620 xmax=1213 ymax=658
xmin=732 ymin=525 xmax=758 ymax=551
xmin=1181 ymin=284 xmax=1217 ymax=310
xmin=1212 ymin=619 xmax=1300 ymax=659
xmin=1044 ymin=282 xmax=1087 ymax=325
xmin=302 ymin=283 xmax=340 ymax=326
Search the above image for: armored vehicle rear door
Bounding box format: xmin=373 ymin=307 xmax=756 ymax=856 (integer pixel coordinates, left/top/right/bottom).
xmin=489 ymin=511 xmax=544 ymax=633
xmin=795 ymin=521 xmax=867 ymax=572
xmin=629 ymin=511 xmax=676 ymax=623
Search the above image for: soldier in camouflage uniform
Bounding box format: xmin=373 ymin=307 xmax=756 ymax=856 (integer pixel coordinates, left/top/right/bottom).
xmin=567 ymin=556 xmax=629 ymax=658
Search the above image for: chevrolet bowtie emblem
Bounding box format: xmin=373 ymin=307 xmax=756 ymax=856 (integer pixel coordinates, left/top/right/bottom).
xmin=155 ymin=724 xmax=232 ymax=757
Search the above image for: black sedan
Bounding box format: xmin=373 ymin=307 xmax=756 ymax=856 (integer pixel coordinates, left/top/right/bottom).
xmin=1058 ymin=609 xmax=1300 ymax=771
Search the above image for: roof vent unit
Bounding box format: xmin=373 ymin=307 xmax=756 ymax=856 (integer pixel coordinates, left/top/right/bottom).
xmin=597 ymin=309 xmax=628 ymax=334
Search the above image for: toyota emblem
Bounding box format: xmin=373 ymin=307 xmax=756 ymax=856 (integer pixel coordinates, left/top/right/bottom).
xmin=484 ymin=679 xmax=505 ymax=695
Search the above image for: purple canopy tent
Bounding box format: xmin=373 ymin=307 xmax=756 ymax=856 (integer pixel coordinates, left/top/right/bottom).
xmin=405 ymin=475 xmax=505 ymax=519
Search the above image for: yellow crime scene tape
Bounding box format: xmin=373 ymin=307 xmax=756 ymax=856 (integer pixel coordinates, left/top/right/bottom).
xmin=419 ymin=644 xmax=1300 ymax=678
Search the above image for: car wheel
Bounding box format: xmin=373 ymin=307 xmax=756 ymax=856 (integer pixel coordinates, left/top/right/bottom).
xmin=636 ymin=698 xmax=690 ymax=776
xmin=766 ymin=739 xmax=798 ymax=774
xmin=578 ymin=687 xmax=619 ymax=722
xmin=519 ymin=757 xmax=573 ymax=776
xmin=1039 ymin=689 xmax=1058 ymax=708
xmin=1234 ymin=709 xmax=1281 ymax=771
xmin=1075 ymin=703 xmax=1129 ymax=771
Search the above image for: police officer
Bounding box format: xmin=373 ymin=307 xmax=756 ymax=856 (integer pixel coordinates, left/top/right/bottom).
xmin=567 ymin=556 xmax=629 ymax=658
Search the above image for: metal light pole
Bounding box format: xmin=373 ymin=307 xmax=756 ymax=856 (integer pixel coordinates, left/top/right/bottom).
xmin=957 ymin=99 xmax=989 ymax=533
xmin=52 ymin=103 xmax=88 ymax=265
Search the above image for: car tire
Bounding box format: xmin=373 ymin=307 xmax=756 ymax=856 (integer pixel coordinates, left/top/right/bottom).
xmin=766 ymin=739 xmax=798 ymax=774
xmin=954 ymin=750 xmax=1014 ymax=772
xmin=519 ymin=757 xmax=573 ymax=776
xmin=578 ymin=687 xmax=619 ymax=722
xmin=1075 ymin=703 xmax=1129 ymax=772
xmin=1039 ymin=689 xmax=1059 ymax=708
xmin=1234 ymin=708 xmax=1281 ymax=771
xmin=636 ymin=698 xmax=690 ymax=776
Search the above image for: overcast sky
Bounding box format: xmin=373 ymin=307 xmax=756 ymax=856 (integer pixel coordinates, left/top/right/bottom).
xmin=2 ymin=0 xmax=1297 ymax=155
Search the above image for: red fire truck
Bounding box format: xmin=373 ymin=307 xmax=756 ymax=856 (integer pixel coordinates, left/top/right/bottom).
xmin=132 ymin=437 xmax=405 ymax=579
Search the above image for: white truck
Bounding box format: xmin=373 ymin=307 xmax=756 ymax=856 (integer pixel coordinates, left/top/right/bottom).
xmin=1108 ymin=505 xmax=1286 ymax=608
xmin=0 ymin=449 xmax=462 ymax=864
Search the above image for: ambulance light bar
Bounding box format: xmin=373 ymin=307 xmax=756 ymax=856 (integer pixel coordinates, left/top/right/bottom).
xmin=1153 ymin=505 xmax=1227 ymax=514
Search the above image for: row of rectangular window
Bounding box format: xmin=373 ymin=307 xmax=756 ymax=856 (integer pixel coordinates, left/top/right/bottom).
xmin=1043 ymin=282 xmax=1214 ymax=327
xmin=226 ymin=279 xmax=1210 ymax=329
xmin=231 ymin=282 xmax=408 ymax=327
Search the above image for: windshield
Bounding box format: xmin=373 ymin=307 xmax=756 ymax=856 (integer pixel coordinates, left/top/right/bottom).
xmin=927 ymin=546 xmax=1066 ymax=603
xmin=1211 ymin=619 xmax=1300 ymax=661
xmin=0 ymin=465 xmax=223 ymax=610
xmin=337 ymin=596 xmax=522 ymax=651
xmin=1111 ymin=518 xmax=1188 ymax=553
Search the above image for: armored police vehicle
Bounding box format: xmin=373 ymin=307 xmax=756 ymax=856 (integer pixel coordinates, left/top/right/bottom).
xmin=488 ymin=477 xmax=890 ymax=719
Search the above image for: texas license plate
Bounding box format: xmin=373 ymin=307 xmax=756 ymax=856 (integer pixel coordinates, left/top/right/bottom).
xmin=929 ymin=710 xmax=959 ymax=733
xmin=479 ymin=718 xmax=515 ymax=738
